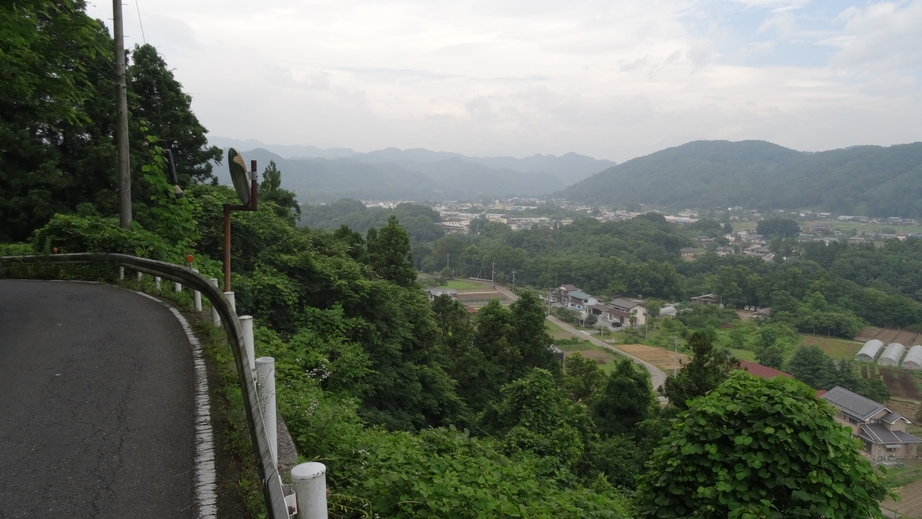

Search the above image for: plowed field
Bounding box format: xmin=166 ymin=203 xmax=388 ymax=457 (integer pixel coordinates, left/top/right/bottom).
xmin=618 ymin=343 xmax=691 ymax=372
xmin=861 ymin=365 xmax=922 ymax=401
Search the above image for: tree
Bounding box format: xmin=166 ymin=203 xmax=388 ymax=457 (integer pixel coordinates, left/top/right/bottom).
xmin=127 ymin=44 xmax=221 ymax=185
xmin=785 ymin=345 xmax=836 ymax=389
xmin=585 ymin=314 xmax=598 ymax=327
xmin=756 ymin=217 xmax=801 ymax=240
xmin=663 ymin=330 xmax=739 ymax=408
xmin=637 ymin=372 xmax=888 ymax=518
xmin=592 ymin=358 xmax=653 ymax=437
xmin=0 ymin=1 xmax=119 ymax=241
xmin=365 ymin=215 xmax=417 ymax=287
xmin=259 ymin=160 xmax=301 ymax=223
xmin=563 ymin=352 xmax=607 ymax=403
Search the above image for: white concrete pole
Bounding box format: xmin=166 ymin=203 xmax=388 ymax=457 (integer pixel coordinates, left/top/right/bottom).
xmin=256 ymin=357 xmax=277 ymax=466
xmin=119 ymin=267 xmax=124 ymax=280
xmin=192 ymin=269 xmax=202 ymax=312
xmin=155 ymin=276 xmax=161 ymax=292
xmin=224 ymin=291 xmax=236 ymax=314
xmin=136 ymin=271 xmax=142 ymax=283
xmin=240 ymin=316 xmax=255 ymax=375
xmin=291 ymin=462 xmax=328 ymax=519
xmin=209 ymin=278 xmax=221 ymax=326
xmin=174 ymin=281 xmax=182 ymax=293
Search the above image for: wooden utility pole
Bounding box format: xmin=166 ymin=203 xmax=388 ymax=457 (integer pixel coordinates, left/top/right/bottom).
xmin=113 ymin=0 xmax=132 ymax=229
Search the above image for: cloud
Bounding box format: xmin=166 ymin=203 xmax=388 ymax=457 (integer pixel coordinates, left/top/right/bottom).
xmin=83 ymin=0 xmax=922 ymax=163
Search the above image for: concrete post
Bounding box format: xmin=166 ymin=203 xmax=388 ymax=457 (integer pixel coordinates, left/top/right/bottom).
xmin=155 ymin=276 xmax=161 ymax=292
xmin=192 ymin=269 xmax=202 ymax=312
xmin=240 ymin=316 xmax=255 ymax=376
xmin=136 ymin=271 xmax=142 ymax=284
xmin=291 ymin=462 xmax=328 ymax=519
xmin=174 ymin=281 xmax=182 ymax=293
xmin=224 ymin=291 xmax=236 ymax=314
xmin=119 ymin=267 xmax=124 ymax=280
xmin=209 ymin=278 xmax=220 ymax=326
xmin=256 ymin=357 xmax=277 ymax=466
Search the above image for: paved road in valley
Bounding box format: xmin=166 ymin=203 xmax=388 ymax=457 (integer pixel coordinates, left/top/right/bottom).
xmin=489 ymin=282 xmax=668 ymax=391
xmin=0 ymin=280 xmax=197 ymax=519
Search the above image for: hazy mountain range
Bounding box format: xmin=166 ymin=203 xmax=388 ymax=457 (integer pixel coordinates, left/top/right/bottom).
xmin=209 ymin=137 xmax=616 ymax=201
xmin=562 ymin=140 xmax=922 ymax=218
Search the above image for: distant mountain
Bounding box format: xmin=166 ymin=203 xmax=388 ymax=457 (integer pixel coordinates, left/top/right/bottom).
xmin=209 ymin=137 xmax=615 ymax=187
xmin=212 ymin=149 xmax=567 ymax=202
xmin=561 ymin=140 xmax=922 ymax=218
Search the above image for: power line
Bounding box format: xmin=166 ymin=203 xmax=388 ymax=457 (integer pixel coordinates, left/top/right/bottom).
xmin=133 ymin=0 xmax=147 ymax=44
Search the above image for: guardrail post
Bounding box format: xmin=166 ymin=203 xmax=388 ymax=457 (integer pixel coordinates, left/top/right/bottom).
xmin=119 ymin=267 xmax=124 ymax=280
xmin=209 ymin=278 xmax=221 ymax=326
xmin=174 ymin=281 xmax=182 ymax=293
xmin=155 ymin=276 xmax=161 ymax=292
xmin=192 ymin=269 xmax=202 ymax=312
xmin=256 ymin=357 xmax=277 ymax=467
xmin=136 ymin=271 xmax=143 ymax=284
xmin=291 ymin=462 xmax=328 ymax=519
xmin=224 ymin=291 xmax=236 ymax=314
xmin=240 ymin=315 xmax=255 ymax=376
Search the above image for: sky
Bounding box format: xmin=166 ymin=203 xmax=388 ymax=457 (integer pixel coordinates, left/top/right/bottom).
xmin=86 ymin=0 xmax=922 ymax=163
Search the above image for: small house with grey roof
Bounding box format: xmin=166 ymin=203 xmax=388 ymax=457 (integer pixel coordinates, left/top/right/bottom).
xmin=821 ymin=386 xmax=921 ymax=459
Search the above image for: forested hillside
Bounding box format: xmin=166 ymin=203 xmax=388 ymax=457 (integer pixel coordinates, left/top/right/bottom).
xmin=562 ymin=140 xmax=922 ymax=217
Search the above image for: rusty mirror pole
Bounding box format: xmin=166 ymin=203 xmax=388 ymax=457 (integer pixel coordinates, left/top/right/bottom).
xmin=224 ymin=148 xmax=258 ymax=291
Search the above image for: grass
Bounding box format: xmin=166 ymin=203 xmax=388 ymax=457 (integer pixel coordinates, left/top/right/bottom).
xmin=729 ymin=348 xmax=757 ymax=362
xmin=801 ymin=335 xmax=863 ymax=360
xmin=881 ymin=459 xmax=922 ymax=490
xmin=441 ymin=279 xmax=492 ymax=290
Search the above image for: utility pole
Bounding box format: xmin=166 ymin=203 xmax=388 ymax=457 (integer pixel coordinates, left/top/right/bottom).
xmin=113 ymin=0 xmax=132 ymax=229
xmin=673 ymin=336 xmax=678 ymax=376
xmin=491 ymin=261 xmax=495 ymax=289
xmin=512 ymin=270 xmax=516 ymax=293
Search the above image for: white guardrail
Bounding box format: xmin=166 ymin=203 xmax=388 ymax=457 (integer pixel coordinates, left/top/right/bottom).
xmin=1 ymin=253 xmax=326 ymax=519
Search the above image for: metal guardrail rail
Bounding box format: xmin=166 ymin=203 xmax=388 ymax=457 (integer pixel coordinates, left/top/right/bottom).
xmin=0 ymin=253 xmax=290 ymax=519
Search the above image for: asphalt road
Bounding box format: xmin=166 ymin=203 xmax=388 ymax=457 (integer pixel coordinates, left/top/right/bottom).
xmin=0 ymin=280 xmax=196 ymax=519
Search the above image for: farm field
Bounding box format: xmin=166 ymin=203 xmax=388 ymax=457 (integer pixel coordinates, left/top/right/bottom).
xmin=442 ymin=279 xmax=492 ymax=290
xmin=729 ymin=348 xmax=756 ymax=362
xmin=802 ymin=336 xmax=863 ymax=360
xmin=618 ymin=343 xmax=691 ymax=372
xmin=860 ymin=365 xmax=922 ymax=401
xmin=857 ymin=327 xmax=922 ymax=347
xmin=881 ymin=461 xmax=922 ymax=518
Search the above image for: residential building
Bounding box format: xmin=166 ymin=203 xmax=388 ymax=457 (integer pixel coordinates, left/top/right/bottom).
xmin=821 ymin=386 xmax=922 ymax=459
xmin=605 ymin=298 xmax=646 ymax=327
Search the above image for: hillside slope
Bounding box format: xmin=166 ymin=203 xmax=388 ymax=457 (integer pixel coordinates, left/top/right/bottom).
xmin=562 ymin=140 xmax=922 ymax=217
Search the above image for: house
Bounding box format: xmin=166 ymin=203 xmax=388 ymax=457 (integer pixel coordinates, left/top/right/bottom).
xmin=690 ymin=293 xmax=721 ymax=306
xmin=425 ymin=288 xmax=457 ymax=301
xmin=715 ymin=246 xmax=735 ymax=257
xmin=605 ymin=298 xmax=646 ymax=327
xmin=565 ymin=290 xmax=598 ymax=310
xmin=680 ymin=247 xmax=698 ymax=260
xmin=821 ymin=386 xmax=922 ymax=459
xmin=551 ymin=284 xmax=580 ymax=303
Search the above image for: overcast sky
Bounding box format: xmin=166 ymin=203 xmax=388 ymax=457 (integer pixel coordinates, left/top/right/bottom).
xmin=87 ymin=0 xmax=922 ymax=162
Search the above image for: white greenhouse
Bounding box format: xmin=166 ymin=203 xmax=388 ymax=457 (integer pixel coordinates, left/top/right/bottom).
xmin=878 ymin=342 xmax=906 ymax=367
xmin=902 ymin=345 xmax=922 ymax=370
xmin=855 ymin=339 xmax=885 ymax=362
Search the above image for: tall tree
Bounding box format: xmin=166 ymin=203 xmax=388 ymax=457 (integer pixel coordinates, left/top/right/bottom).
xmin=365 ymin=215 xmax=417 ymax=287
xmin=664 ymin=330 xmax=739 ymax=408
xmin=637 ymin=372 xmax=888 ymax=518
xmin=0 ymin=1 xmax=117 ymax=241
xmin=592 ymin=358 xmax=653 ymax=437
xmin=259 ymin=160 xmax=301 ymax=224
xmin=127 ymin=44 xmax=221 ymax=185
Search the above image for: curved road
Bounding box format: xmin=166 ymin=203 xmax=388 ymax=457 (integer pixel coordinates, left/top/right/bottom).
xmin=0 ymin=280 xmax=199 ymax=518
xmin=490 ymin=283 xmax=668 ymax=390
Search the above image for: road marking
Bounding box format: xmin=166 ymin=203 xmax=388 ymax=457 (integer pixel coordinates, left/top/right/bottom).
xmin=135 ymin=291 xmax=218 ymax=519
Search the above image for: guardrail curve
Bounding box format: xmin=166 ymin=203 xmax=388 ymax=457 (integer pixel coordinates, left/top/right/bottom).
xmin=0 ymin=253 xmax=290 ymax=519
